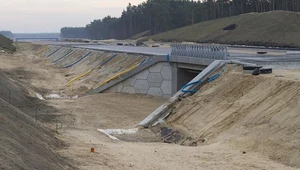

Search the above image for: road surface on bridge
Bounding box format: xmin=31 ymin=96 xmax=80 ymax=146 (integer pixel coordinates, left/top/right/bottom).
xmin=39 ymin=41 xmax=300 ymax=64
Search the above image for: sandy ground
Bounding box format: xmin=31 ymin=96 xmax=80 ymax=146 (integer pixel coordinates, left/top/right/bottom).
xmin=228 ymin=48 xmax=287 ymax=55
xmin=48 ymin=94 xmax=297 ymax=170
xmin=0 ymin=43 xmax=298 ymax=170
xmin=164 ymin=66 xmax=300 ymax=169
xmin=35 ymin=44 xmax=148 ymax=94
xmin=0 ymin=44 xmax=71 ymax=96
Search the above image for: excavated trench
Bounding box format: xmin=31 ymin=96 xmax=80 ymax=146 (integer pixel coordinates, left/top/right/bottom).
xmin=1 ymin=43 xmax=299 ymax=170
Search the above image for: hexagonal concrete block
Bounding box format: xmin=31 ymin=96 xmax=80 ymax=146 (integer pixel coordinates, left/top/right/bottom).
xmin=149 ymin=63 xmax=163 ymax=73
xmin=148 ymin=73 xmax=163 ymax=87
xmin=123 ymin=76 xmax=137 ymax=87
xmin=106 ymin=83 xmax=123 ymax=92
xmin=122 ymin=87 xmax=135 ymax=94
xmin=161 ymin=65 xmax=172 ymax=80
xmin=136 ymin=69 xmax=150 ymax=80
xmin=134 ymin=80 xmax=149 ymax=90
xmin=163 ymin=62 xmax=170 ymax=66
xmin=147 ymin=87 xmax=163 ymax=97
xmin=161 ymin=80 xmax=172 ymax=95
xmin=163 ymin=94 xmax=172 ymax=99
xmin=135 ymin=89 xmax=148 ymax=94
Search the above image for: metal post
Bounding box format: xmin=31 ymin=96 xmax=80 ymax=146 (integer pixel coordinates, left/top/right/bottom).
xmin=56 ymin=119 xmax=59 ymax=133
xmin=56 ymin=119 xmax=62 ymax=133
xmin=35 ymin=105 xmax=38 ymax=123
xmin=8 ymin=89 xmax=11 ymax=105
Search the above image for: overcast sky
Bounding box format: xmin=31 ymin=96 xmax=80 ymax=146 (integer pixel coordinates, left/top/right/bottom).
xmin=0 ymin=0 xmax=145 ymax=33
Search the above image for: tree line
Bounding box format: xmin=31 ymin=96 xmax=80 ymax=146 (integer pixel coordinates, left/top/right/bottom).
xmin=61 ymin=0 xmax=300 ymax=40
xmin=60 ymin=27 xmax=88 ymax=39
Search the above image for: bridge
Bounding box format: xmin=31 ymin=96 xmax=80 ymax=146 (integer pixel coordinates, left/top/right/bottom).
xmin=14 ymin=33 xmax=61 ymax=42
xmin=34 ymin=41 xmax=300 ymax=129
xmin=38 ymin=42 xmax=300 ymax=98
xmin=15 ymin=37 xmax=60 ymax=42
xmin=89 ymin=44 xmax=229 ymax=97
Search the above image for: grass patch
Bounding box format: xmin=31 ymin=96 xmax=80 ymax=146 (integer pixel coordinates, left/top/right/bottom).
xmin=143 ymin=11 xmax=300 ymax=48
xmin=0 ymin=35 xmax=16 ymax=52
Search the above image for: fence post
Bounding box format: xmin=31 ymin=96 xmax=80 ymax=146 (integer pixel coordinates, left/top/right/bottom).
xmin=8 ymin=89 xmax=11 ymax=105
xmin=56 ymin=119 xmax=62 ymax=133
xmin=35 ymin=105 xmax=38 ymax=123
xmin=56 ymin=119 xmax=58 ymax=133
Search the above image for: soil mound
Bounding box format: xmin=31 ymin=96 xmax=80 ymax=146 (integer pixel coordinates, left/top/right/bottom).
xmin=163 ymin=66 xmax=300 ymax=168
xmin=0 ymin=35 xmax=16 ymax=52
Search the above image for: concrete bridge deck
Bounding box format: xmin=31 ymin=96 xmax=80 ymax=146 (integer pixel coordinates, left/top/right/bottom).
xmin=38 ymin=41 xmax=300 ymax=64
xmin=34 ymin=42 xmax=300 ymax=98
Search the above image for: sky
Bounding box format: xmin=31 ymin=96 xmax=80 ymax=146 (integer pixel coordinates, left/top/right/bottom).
xmin=0 ymin=0 xmax=145 ymax=33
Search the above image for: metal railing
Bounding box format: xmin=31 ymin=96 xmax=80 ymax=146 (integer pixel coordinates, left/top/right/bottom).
xmin=0 ymin=81 xmax=62 ymax=133
xmin=171 ymin=44 xmax=229 ymax=60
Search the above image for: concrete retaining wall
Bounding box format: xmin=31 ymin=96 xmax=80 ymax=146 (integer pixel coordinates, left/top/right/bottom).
xmin=105 ymin=62 xmax=173 ymax=98
xmin=34 ymin=44 xmax=215 ymax=98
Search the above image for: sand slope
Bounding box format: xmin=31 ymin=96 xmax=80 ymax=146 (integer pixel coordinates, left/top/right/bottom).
xmin=166 ymin=66 xmax=300 ymax=168
xmin=0 ymin=99 xmax=74 ymax=170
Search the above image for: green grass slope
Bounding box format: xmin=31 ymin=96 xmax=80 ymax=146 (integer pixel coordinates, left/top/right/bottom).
xmin=0 ymin=35 xmax=16 ymax=52
xmin=130 ymin=30 xmax=151 ymax=40
xmin=145 ymin=11 xmax=300 ymax=48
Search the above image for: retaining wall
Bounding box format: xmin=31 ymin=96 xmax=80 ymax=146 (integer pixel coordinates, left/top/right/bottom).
xmin=32 ymin=44 xmax=213 ymax=98
xmin=106 ymin=62 xmax=173 ymax=98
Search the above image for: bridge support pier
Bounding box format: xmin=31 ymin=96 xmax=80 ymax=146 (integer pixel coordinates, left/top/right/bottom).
xmin=171 ymin=63 xmax=178 ymax=95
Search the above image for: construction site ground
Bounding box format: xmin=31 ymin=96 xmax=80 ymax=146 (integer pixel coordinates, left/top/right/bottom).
xmin=1 ymin=43 xmax=299 ymax=170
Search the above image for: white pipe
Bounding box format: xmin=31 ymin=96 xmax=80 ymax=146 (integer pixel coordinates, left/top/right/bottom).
xmin=138 ymin=60 xmax=255 ymax=128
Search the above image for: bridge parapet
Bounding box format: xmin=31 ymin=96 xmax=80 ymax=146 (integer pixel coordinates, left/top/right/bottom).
xmin=171 ymin=44 xmax=228 ymax=60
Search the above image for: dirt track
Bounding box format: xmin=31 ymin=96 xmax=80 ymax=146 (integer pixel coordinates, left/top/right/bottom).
xmin=0 ymin=43 xmax=299 ymax=170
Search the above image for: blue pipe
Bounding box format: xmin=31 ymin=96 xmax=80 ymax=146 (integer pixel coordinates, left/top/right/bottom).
xmin=52 ymin=50 xmax=73 ymax=63
xmin=139 ymin=56 xmax=152 ymax=66
xmin=144 ymin=56 xmax=152 ymax=64
xmin=47 ymin=47 xmax=62 ymax=57
xmin=139 ymin=59 xmax=147 ymax=66
xmin=208 ymin=73 xmax=221 ymax=83
xmin=181 ymin=80 xmax=201 ymax=93
xmin=63 ymin=51 xmax=93 ymax=68
xmin=181 ymin=68 xmax=225 ymax=93
xmin=207 ymin=68 xmax=225 ymax=83
xmin=100 ymin=54 xmax=117 ymax=67
xmin=166 ymin=54 xmax=171 ymax=65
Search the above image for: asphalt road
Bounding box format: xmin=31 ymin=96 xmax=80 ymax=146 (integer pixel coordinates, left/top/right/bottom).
xmin=38 ymin=41 xmax=300 ymax=64
xmin=74 ymin=45 xmax=171 ymax=56
xmin=75 ymin=44 xmax=300 ymax=63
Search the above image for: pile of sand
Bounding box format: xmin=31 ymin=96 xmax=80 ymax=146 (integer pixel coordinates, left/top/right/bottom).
xmin=163 ymin=66 xmax=300 ymax=168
